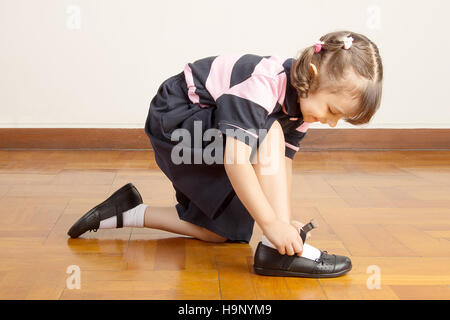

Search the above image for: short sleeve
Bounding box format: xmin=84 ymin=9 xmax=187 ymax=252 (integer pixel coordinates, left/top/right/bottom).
xmin=215 ymin=74 xmax=281 ymax=161
xmin=278 ymin=117 xmax=310 ymax=159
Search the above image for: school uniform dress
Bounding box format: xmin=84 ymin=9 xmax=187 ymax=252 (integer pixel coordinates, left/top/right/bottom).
xmin=144 ymin=54 xmax=310 ymax=243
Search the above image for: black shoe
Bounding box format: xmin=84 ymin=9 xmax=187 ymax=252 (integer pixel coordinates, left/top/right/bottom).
xmin=67 ymin=183 xmax=143 ymax=238
xmin=253 ymin=242 xmax=352 ymax=278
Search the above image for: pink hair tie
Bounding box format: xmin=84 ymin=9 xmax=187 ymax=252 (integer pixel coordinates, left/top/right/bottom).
xmin=313 ymin=40 xmax=325 ymax=53
xmin=343 ymin=36 xmax=354 ymax=50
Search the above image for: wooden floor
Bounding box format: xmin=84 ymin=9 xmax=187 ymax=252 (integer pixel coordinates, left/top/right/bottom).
xmin=0 ymin=150 xmax=449 ymax=300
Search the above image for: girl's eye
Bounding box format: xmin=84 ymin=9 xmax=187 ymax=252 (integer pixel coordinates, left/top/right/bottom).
xmin=328 ymin=106 xmax=335 ymax=115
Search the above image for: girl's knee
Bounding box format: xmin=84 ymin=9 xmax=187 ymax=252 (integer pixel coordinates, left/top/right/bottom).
xmin=198 ymin=227 xmax=228 ymax=243
xmin=208 ymin=234 xmax=228 ymax=243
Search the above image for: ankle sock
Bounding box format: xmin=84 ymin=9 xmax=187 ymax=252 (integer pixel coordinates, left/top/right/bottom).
xmin=99 ymin=204 xmax=148 ymax=229
xmin=261 ymin=234 xmax=321 ymax=260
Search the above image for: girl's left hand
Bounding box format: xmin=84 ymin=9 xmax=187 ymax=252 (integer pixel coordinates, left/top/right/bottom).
xmin=290 ymin=220 xmax=311 ymax=242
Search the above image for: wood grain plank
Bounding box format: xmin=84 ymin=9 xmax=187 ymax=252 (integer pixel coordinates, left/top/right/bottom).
xmin=215 ymin=246 xmax=257 ymax=300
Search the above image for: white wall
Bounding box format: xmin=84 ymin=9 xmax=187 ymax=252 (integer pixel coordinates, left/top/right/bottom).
xmin=0 ymin=0 xmax=448 ymax=129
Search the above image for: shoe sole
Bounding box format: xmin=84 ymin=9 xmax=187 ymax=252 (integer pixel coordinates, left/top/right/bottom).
xmin=67 ymin=183 xmax=142 ymax=238
xmin=253 ymin=264 xmax=352 ymax=278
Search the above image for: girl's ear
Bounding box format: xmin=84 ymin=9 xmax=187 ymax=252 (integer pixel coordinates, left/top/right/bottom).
xmin=309 ymin=63 xmax=318 ymax=77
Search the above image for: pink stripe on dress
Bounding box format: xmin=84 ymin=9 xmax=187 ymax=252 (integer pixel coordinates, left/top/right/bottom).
xmin=257 ymin=56 xmax=290 ymax=106
xmin=184 ymin=64 xmax=211 ymax=108
xmin=205 ymin=54 xmax=243 ymax=100
xmin=285 ymin=142 xmax=299 ymax=151
xmin=184 ymin=64 xmax=200 ymax=104
xmin=253 ymin=56 xmax=285 ymax=78
xmin=222 ymin=57 xmax=286 ymax=114
xmin=278 ymin=57 xmax=294 ymax=110
xmin=225 ymin=56 xmax=285 ymax=114
xmin=277 ymin=72 xmax=287 ymax=106
xmin=296 ymin=122 xmax=310 ymax=133
xmin=224 ymin=74 xmax=279 ymax=114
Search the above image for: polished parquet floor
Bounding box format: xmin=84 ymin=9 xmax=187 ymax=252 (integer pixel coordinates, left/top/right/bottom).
xmin=0 ymin=150 xmax=449 ymax=299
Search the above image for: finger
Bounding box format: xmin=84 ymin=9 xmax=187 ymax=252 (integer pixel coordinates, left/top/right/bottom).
xmin=278 ymin=245 xmax=285 ymax=255
xmin=297 ymin=234 xmax=304 ymax=256
xmin=286 ymin=244 xmax=294 ymax=256
xmin=293 ymin=240 xmax=303 ymax=256
xmin=292 ymin=221 xmax=304 ymax=231
xmin=297 ymin=233 xmax=303 ymax=244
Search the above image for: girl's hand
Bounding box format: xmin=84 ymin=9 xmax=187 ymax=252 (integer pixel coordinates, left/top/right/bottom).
xmin=290 ymin=220 xmax=312 ymax=242
xmin=262 ymin=219 xmax=303 ymax=256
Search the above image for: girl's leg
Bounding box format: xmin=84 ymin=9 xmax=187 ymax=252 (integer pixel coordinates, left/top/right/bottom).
xmin=143 ymin=205 xmax=227 ymax=243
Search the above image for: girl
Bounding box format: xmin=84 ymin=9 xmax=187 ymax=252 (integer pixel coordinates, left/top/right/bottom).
xmin=68 ymin=30 xmax=383 ymax=278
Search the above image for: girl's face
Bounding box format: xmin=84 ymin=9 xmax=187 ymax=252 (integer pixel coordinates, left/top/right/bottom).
xmin=298 ymin=89 xmax=358 ymax=127
xmin=298 ymin=64 xmax=360 ymax=127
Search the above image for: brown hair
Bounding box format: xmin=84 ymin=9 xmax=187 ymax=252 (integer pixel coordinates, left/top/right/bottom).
xmin=290 ymin=30 xmax=383 ymax=125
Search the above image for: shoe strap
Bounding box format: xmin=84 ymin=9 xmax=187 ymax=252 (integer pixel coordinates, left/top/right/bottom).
xmin=300 ymin=219 xmax=317 ymax=244
xmin=117 ymin=211 xmax=123 ymax=228
xmin=281 ymin=255 xmax=296 ymax=270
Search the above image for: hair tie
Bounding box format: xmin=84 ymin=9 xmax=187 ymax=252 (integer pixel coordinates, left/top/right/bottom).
xmin=313 ymin=40 xmax=325 ymax=53
xmin=343 ymin=36 xmax=354 ymax=50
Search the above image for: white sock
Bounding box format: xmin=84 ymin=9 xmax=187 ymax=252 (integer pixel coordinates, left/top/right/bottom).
xmin=99 ymin=204 xmax=148 ymax=229
xmin=261 ymin=234 xmax=321 ymax=260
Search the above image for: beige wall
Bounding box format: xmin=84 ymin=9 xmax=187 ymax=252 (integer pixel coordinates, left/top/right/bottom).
xmin=0 ymin=0 xmax=448 ymax=129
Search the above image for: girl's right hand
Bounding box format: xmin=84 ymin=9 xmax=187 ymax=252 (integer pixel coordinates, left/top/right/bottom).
xmin=290 ymin=220 xmax=312 ymax=242
xmin=262 ymin=219 xmax=303 ymax=256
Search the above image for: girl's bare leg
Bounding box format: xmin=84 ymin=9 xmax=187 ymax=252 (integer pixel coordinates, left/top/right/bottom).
xmin=143 ymin=205 xmax=227 ymax=243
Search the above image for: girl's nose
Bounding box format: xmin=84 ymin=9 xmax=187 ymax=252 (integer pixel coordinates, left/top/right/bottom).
xmin=328 ymin=119 xmax=337 ymax=127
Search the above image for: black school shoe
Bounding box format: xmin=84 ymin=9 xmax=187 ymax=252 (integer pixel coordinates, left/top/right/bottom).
xmin=253 ymin=242 xmax=352 ymax=278
xmin=67 ymin=183 xmax=143 ymax=238
xmin=253 ymin=221 xmax=352 ymax=278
